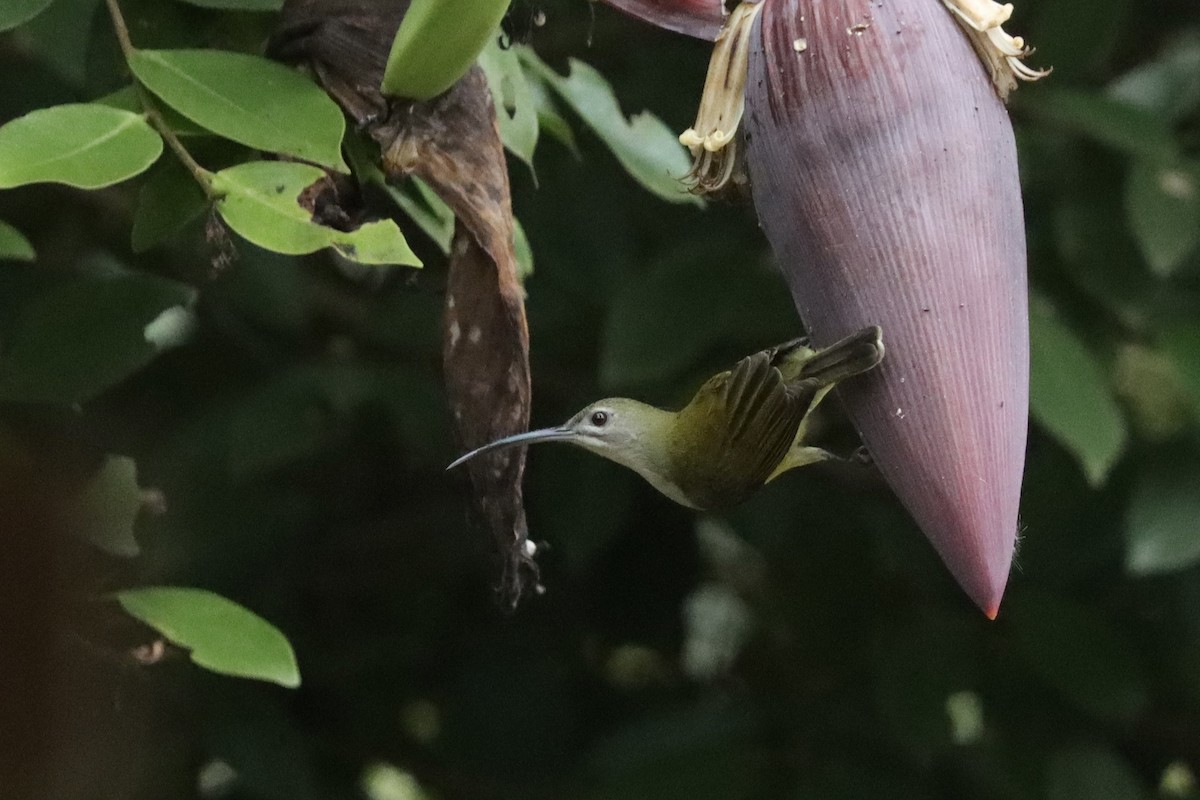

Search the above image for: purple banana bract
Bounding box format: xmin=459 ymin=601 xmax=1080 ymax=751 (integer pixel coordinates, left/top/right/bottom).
xmin=600 ymin=0 xmax=1033 ymax=616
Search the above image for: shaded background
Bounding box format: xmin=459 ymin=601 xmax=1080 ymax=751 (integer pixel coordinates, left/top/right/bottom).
xmin=2 ymin=0 xmax=1200 ymax=797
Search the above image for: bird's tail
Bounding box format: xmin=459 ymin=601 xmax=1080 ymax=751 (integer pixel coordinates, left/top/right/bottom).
xmin=788 ymin=325 xmax=884 ymax=386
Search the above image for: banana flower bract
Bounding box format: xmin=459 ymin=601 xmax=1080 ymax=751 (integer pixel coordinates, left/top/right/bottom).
xmin=600 ymin=0 xmax=1046 ymax=617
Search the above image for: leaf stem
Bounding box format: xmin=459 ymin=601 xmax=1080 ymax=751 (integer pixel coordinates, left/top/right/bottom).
xmin=102 ymin=0 xmax=219 ymax=200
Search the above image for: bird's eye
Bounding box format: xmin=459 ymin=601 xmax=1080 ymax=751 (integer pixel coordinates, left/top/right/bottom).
xmin=590 ymin=410 xmax=609 ymax=427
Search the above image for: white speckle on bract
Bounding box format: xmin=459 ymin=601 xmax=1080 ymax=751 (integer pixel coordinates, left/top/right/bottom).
xmin=793 ymin=37 xmax=808 ymax=52
xmin=468 ymin=325 xmax=482 ymax=344
xmin=448 ymin=321 xmax=461 ymax=348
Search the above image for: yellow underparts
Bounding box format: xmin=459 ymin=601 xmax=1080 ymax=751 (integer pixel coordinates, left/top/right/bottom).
xmin=679 ymin=1 xmax=763 ymax=195
xmin=941 ymin=0 xmax=1050 ymax=100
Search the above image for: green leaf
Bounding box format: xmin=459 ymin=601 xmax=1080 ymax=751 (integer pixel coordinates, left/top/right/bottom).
xmin=0 ymin=104 xmax=163 ymax=189
xmin=1019 ymin=86 xmax=1180 ymax=161
xmin=381 ymin=0 xmax=510 ymax=101
xmin=478 ymin=38 xmax=539 ymax=171
xmin=0 ymin=272 xmax=196 ymax=405
xmin=513 ymin=216 xmax=534 ymax=281
xmin=116 ymin=587 xmax=300 ymax=688
xmin=1125 ymin=160 xmax=1200 ymax=277
xmin=1160 ymin=320 xmax=1200 ymax=405
xmin=529 ymin=77 xmax=580 ymax=157
xmin=330 ymin=218 xmax=421 ymax=266
xmin=16 ymin=0 xmax=100 ymax=86
xmin=212 ymin=161 xmax=420 ymax=265
xmin=0 ymin=220 xmax=35 ymax=262
xmin=1029 ymin=295 xmax=1127 ymax=486
xmin=518 ymin=48 xmax=699 ymax=205
xmin=0 ymin=0 xmax=54 ymax=32
xmin=1007 ymin=588 xmax=1150 ymax=722
xmin=128 ymin=49 xmax=347 ymax=172
xmin=1126 ymin=458 xmax=1200 ymax=576
xmin=63 ymin=456 xmax=143 ymax=558
xmin=1109 ymin=32 xmax=1200 ymax=122
xmin=1111 ymin=344 xmax=1195 ymax=442
xmin=1045 ymin=745 xmax=1150 ymax=800
xmin=173 ymin=0 xmax=281 ymax=9
xmin=132 ymin=157 xmax=209 ymax=252
xmin=386 ymin=178 xmax=454 ymax=253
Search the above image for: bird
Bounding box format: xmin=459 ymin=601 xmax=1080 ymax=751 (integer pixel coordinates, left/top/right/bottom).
xmin=448 ymin=326 xmax=885 ymax=510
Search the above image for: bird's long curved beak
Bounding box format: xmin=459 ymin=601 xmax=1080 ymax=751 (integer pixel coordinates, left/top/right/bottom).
xmin=446 ymin=427 xmax=576 ymax=471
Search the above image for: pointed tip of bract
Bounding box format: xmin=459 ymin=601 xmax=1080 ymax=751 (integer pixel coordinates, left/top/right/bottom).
xmin=889 ymin=448 xmax=1020 ymax=620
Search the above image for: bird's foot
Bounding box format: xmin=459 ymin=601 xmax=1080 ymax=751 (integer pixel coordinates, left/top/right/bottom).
xmin=940 ymin=0 xmax=1050 ymax=100
xmin=850 ymin=445 xmax=873 ymax=467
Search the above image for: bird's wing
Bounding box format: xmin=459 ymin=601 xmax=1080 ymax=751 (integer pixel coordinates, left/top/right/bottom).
xmin=674 ymin=351 xmax=807 ymax=495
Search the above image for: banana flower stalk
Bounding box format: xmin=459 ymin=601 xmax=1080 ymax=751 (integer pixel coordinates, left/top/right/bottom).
xmin=602 ymin=0 xmax=1047 ymax=617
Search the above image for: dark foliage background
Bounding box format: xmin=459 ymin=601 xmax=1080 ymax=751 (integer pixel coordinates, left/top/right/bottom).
xmin=2 ymin=0 xmax=1200 ymax=798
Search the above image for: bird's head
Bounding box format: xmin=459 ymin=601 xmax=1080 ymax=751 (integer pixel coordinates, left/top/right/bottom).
xmin=447 ymin=397 xmax=674 ymax=473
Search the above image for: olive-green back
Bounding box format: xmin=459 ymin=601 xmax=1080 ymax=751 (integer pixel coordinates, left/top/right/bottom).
xmin=667 ymin=352 xmax=807 ymax=509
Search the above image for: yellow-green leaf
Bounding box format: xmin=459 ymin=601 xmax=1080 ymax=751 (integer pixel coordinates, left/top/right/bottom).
xmin=0 ymin=104 xmax=162 ymax=189
xmin=117 ymin=587 xmax=300 ymax=688
xmin=212 ymin=161 xmax=419 ymax=266
xmin=129 ymin=49 xmax=347 ymax=172
xmin=381 ymin=0 xmax=510 ymax=101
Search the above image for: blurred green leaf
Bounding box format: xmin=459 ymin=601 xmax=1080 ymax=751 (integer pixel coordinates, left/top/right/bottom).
xmin=131 ymin=157 xmax=209 ymax=252
xmin=63 ymin=455 xmax=143 ymax=557
xmin=0 ymin=0 xmax=54 ymax=32
xmin=381 ymin=0 xmax=509 ymax=101
xmin=117 ymin=587 xmax=301 ymax=687
xmin=1050 ymin=198 xmax=1153 ymax=328
xmin=601 ymin=252 xmax=796 ymax=388
xmin=212 ymin=161 xmax=420 ymax=265
xmin=1111 ymin=344 xmax=1195 ymax=441
xmin=1006 ymin=588 xmax=1150 ymax=722
xmin=128 ymin=49 xmax=348 ymax=172
xmin=0 ymin=104 xmax=162 ymax=189
xmin=1109 ymin=31 xmax=1200 ymax=122
xmin=1125 ymin=160 xmax=1200 ymax=277
xmin=479 ymin=38 xmax=538 ymax=172
xmin=1045 ymin=744 xmax=1150 ymax=800
xmin=518 ymin=47 xmax=699 ymax=205
xmin=0 ymin=272 xmax=196 ymax=404
xmin=1125 ymin=457 xmax=1200 ymax=576
xmin=1029 ymin=295 xmax=1127 ymax=486
xmin=1019 ymin=87 xmax=1179 ymax=161
xmin=529 ymin=77 xmax=580 ymax=157
xmin=1160 ymin=321 xmax=1200 ymax=405
xmin=14 ymin=0 xmax=101 ymax=86
xmin=0 ymin=220 xmax=35 ymax=261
